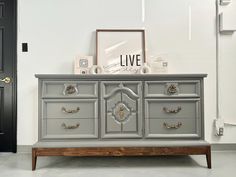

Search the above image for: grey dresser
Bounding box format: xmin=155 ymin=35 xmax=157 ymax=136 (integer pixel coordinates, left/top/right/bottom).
xmin=33 ymin=74 xmax=211 ymax=170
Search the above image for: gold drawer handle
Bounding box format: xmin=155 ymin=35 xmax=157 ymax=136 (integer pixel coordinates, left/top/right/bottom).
xmin=163 ymin=106 xmax=181 ymax=113
xmin=63 ymin=85 xmax=78 ymax=95
xmin=163 ymin=122 xmax=182 ymax=129
xmin=61 ymin=123 xmax=80 ymax=129
xmin=167 ymin=84 xmax=178 ymax=95
xmin=61 ymin=107 xmax=80 ymax=114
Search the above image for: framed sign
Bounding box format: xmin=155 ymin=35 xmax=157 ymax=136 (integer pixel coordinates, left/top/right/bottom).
xmin=96 ymin=29 xmax=146 ymax=74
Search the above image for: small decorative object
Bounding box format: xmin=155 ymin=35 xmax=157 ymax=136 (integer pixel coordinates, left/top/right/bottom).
xmin=74 ymin=56 xmax=93 ymax=74
xmin=89 ymin=65 xmax=104 ymax=74
xmin=96 ymin=29 xmax=146 ymax=74
xmin=150 ymin=57 xmax=168 ymax=73
xmin=139 ymin=63 xmax=151 ymax=74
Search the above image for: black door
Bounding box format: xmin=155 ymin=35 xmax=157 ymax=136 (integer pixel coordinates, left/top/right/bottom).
xmin=0 ymin=0 xmax=17 ymax=152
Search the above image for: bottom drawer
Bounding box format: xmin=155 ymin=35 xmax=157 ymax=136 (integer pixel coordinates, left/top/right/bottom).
xmin=42 ymin=119 xmax=98 ymax=139
xmin=145 ymin=118 xmax=200 ymax=138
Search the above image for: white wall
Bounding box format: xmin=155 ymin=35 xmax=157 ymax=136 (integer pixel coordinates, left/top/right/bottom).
xmin=214 ymin=2 xmax=236 ymax=143
xmin=219 ymin=3 xmax=236 ymax=124
xmin=17 ymin=0 xmax=236 ymax=145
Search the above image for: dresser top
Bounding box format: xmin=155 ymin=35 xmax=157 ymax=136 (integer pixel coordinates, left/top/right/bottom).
xmin=35 ymin=74 xmax=207 ymax=80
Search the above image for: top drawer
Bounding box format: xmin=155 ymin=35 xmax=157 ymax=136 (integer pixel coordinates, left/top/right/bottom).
xmin=42 ymin=81 xmax=98 ymax=98
xmin=145 ymin=80 xmax=200 ymax=98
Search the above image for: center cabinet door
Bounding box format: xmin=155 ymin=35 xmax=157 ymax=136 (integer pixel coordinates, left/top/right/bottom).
xmin=101 ymin=81 xmax=142 ymax=138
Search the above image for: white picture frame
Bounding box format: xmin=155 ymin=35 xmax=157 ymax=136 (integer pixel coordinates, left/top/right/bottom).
xmin=96 ymin=29 xmax=146 ymax=74
xmin=74 ymin=56 xmax=93 ymax=74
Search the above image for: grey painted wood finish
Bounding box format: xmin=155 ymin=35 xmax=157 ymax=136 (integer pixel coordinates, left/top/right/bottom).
xmin=43 ymin=119 xmax=97 ymax=139
xmin=145 ymin=80 xmax=200 ymax=98
xmin=33 ymin=140 xmax=210 ymax=148
xmin=146 ymin=118 xmax=200 ymax=138
xmin=145 ymin=99 xmax=201 ymax=138
xmin=36 ymin=74 xmax=206 ymax=144
xmin=101 ymin=81 xmax=142 ymax=138
xmin=43 ymin=99 xmax=97 ymax=119
xmin=38 ymin=79 xmax=99 ymax=140
xmin=145 ymin=99 xmax=200 ymax=119
xmin=42 ymin=81 xmax=98 ymax=98
xmin=35 ymin=74 xmax=207 ymax=80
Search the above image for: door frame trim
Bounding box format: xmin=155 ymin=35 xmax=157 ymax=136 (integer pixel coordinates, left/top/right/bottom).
xmin=12 ymin=0 xmax=17 ymax=153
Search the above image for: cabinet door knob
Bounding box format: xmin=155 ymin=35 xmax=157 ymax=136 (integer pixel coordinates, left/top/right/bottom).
xmin=0 ymin=77 xmax=11 ymax=84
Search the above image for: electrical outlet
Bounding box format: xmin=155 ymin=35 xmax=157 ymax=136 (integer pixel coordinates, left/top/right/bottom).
xmin=215 ymin=119 xmax=224 ymax=136
xmin=22 ymin=43 xmax=28 ymax=52
xmin=218 ymin=127 xmax=224 ymax=136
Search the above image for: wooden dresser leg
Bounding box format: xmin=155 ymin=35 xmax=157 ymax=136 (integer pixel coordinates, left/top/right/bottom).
xmin=206 ymin=146 xmax=212 ymax=169
xmin=32 ymin=148 xmax=37 ymax=171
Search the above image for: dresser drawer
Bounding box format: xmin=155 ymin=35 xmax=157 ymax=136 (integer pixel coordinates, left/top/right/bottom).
xmin=42 ymin=118 xmax=98 ymax=139
xmin=43 ymin=99 xmax=97 ymax=119
xmin=145 ymin=99 xmax=200 ymax=119
xmin=145 ymin=80 xmax=200 ymax=97
xmin=145 ymin=118 xmax=201 ymax=138
xmin=42 ymin=81 xmax=98 ymax=98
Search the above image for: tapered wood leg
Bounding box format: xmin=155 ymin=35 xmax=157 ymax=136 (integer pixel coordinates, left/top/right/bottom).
xmin=206 ymin=146 xmax=211 ymax=169
xmin=32 ymin=148 xmax=37 ymax=171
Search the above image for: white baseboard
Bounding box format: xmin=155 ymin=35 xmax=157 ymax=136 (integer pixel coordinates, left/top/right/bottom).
xmin=17 ymin=145 xmax=32 ymax=153
xmin=211 ymin=143 xmax=236 ymax=151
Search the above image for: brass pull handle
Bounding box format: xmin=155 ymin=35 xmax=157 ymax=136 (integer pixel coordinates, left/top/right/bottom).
xmin=167 ymin=84 xmax=178 ymax=95
xmin=61 ymin=123 xmax=80 ymax=129
xmin=163 ymin=122 xmax=182 ymax=129
xmin=61 ymin=107 xmax=80 ymax=114
xmin=63 ymin=85 xmax=78 ymax=95
xmin=163 ymin=106 xmax=181 ymax=113
xmin=0 ymin=77 xmax=11 ymax=84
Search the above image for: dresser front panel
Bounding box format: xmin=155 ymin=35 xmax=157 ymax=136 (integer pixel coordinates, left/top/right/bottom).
xmin=145 ymin=99 xmax=200 ymax=119
xmin=145 ymin=80 xmax=200 ymax=98
xmin=43 ymin=99 xmax=98 ymax=119
xmin=36 ymin=74 xmax=206 ymax=141
xmin=101 ymin=81 xmax=142 ymax=138
xmin=42 ymin=118 xmax=98 ymax=139
xmin=42 ymin=81 xmax=98 ymax=98
xmin=145 ymin=118 xmax=201 ymax=138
